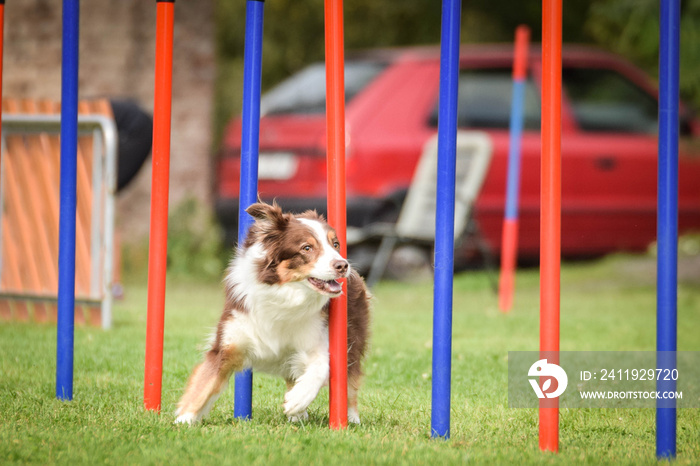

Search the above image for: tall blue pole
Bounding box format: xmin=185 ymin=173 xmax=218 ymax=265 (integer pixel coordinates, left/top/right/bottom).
xmin=656 ymin=0 xmax=679 ymax=459
xmin=234 ymin=0 xmax=265 ymax=420
xmin=431 ymin=0 xmax=461 ymax=439
xmin=56 ymin=0 xmax=80 ymax=401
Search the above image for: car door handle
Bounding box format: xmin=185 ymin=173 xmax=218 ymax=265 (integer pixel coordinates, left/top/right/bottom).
xmin=594 ymin=156 xmax=617 ymax=171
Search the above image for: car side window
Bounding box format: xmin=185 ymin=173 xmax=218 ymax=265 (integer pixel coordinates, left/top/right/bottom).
xmin=428 ymin=68 xmax=541 ymax=130
xmin=563 ymin=67 xmax=657 ymax=134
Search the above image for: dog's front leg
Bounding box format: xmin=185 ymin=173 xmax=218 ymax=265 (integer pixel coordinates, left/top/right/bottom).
xmin=284 ymin=349 xmax=329 ymax=419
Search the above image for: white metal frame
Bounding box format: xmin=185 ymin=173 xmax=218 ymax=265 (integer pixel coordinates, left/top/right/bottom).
xmin=0 ymin=114 xmax=118 ymax=329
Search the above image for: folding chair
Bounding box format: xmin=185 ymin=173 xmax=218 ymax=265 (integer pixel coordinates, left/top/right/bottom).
xmin=366 ymin=131 xmax=493 ymax=286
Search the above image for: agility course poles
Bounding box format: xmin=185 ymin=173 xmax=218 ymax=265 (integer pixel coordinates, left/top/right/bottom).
xmin=233 ymin=0 xmax=265 ymax=420
xmin=539 ymin=0 xmax=562 ymax=453
xmin=231 ymin=0 xmax=349 ymax=429
xmin=144 ymin=0 xmax=175 ymax=412
xmin=0 ymin=0 xmax=4 ymax=173
xmin=324 ymin=0 xmax=349 ymax=430
xmin=430 ymin=0 xmax=462 ymax=440
xmin=656 ymin=0 xmax=680 ymax=458
xmin=56 ymin=0 xmax=80 ymax=402
xmin=498 ymin=25 xmax=530 ymax=313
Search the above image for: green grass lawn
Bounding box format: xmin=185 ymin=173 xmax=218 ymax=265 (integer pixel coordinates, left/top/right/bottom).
xmin=1 ymin=253 xmax=699 ymax=464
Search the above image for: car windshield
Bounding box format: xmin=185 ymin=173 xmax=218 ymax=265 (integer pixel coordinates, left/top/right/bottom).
xmin=260 ymin=60 xmax=387 ymax=115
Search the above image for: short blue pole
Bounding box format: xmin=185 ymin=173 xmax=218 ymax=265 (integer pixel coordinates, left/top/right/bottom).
xmin=234 ymin=0 xmax=265 ymax=420
xmin=56 ymin=0 xmax=80 ymax=402
xmin=431 ymin=0 xmax=461 ymax=439
xmin=656 ymin=0 xmax=679 ymax=459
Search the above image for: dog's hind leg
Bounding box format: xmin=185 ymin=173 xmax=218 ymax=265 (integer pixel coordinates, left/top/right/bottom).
xmin=175 ymin=345 xmax=244 ymax=424
xmin=347 ymin=372 xmax=363 ymax=424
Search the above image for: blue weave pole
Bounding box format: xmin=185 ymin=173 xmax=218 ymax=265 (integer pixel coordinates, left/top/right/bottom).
xmin=431 ymin=0 xmax=461 ymax=439
xmin=234 ymin=0 xmax=265 ymax=420
xmin=56 ymin=0 xmax=80 ymax=402
xmin=656 ymin=0 xmax=679 ymax=459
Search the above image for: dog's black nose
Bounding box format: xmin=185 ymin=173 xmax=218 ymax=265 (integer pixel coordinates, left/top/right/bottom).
xmin=333 ymin=259 xmax=349 ymax=276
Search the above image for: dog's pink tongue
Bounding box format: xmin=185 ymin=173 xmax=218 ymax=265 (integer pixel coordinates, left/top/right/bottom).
xmin=327 ymin=280 xmax=342 ymax=294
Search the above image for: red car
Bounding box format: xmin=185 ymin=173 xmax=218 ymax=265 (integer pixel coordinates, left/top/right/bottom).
xmin=216 ymin=45 xmax=700 ymax=267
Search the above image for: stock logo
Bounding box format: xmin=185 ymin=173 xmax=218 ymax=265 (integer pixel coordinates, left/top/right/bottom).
xmin=528 ymin=359 xmax=568 ymax=399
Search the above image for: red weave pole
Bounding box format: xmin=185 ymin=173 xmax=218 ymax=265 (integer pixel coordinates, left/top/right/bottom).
xmin=498 ymin=219 xmax=518 ymax=311
xmin=324 ymin=0 xmax=348 ymax=430
xmin=512 ymin=25 xmax=529 ymax=81
xmin=144 ymin=0 xmax=175 ymax=412
xmin=539 ymin=0 xmax=562 ymax=452
xmin=0 ymin=0 xmax=4 ymax=183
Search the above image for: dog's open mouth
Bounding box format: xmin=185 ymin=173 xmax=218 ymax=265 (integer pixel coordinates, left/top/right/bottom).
xmin=308 ymin=277 xmax=342 ymax=295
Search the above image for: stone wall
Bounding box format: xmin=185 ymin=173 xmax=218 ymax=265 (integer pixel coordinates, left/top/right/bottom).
xmin=3 ymin=0 xmax=215 ymax=240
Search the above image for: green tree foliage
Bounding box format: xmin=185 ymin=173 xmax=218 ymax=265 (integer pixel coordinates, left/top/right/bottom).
xmin=586 ymin=0 xmax=700 ymax=109
xmin=217 ymin=0 xmax=443 ymax=91
xmin=216 ymin=0 xmax=593 ymax=81
xmin=212 ymin=0 xmax=700 ymax=146
xmin=214 ymin=0 xmax=445 ymax=143
xmin=462 ymin=0 xmax=591 ymax=43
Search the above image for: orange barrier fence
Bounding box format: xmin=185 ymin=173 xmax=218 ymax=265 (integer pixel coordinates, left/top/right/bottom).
xmin=0 ymin=98 xmax=118 ymax=328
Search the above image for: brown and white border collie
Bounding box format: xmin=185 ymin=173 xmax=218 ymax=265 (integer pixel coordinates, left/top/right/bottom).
xmin=175 ymin=201 xmax=370 ymax=424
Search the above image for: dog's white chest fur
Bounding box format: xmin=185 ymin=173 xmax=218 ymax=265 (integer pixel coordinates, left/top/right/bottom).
xmin=220 ymin=243 xmax=331 ymax=380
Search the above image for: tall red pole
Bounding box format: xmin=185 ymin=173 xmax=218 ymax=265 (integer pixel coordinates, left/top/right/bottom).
xmin=324 ymin=0 xmax=348 ymax=430
xmin=144 ymin=0 xmax=175 ymax=412
xmin=0 ymin=0 xmax=4 ymax=180
xmin=539 ymin=0 xmax=562 ymax=452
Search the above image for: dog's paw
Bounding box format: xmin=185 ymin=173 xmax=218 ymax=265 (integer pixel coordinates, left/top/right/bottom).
xmin=348 ymin=407 xmax=361 ymax=425
xmin=287 ymin=410 xmax=309 ymax=423
xmin=174 ymin=412 xmax=198 ymax=425
xmin=284 ymin=385 xmax=318 ymax=418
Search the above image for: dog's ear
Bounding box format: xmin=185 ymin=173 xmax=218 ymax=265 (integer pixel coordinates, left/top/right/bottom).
xmin=246 ymin=201 xmax=287 ymax=227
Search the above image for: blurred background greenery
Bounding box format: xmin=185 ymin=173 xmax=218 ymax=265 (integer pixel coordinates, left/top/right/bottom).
xmin=213 ymin=0 xmax=700 ymax=147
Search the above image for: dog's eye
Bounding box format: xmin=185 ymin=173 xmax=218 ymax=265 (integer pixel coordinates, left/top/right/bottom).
xmin=333 ymin=241 xmax=340 ymax=250
xmin=302 ymin=245 xmax=312 ymax=252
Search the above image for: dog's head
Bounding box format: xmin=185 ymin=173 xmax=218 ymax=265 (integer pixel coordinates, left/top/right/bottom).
xmin=244 ymin=202 xmax=349 ymax=296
